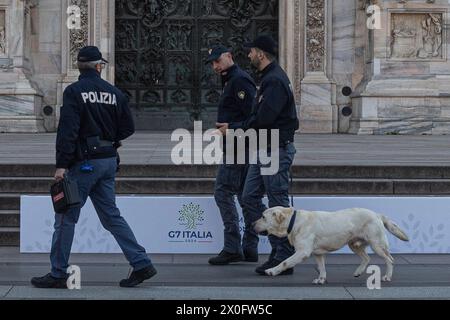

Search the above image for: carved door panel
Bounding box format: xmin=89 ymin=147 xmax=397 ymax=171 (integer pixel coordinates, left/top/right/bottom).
xmin=115 ymin=0 xmax=278 ymax=130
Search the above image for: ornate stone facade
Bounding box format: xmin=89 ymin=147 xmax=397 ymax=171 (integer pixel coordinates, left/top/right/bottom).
xmin=0 ymin=0 xmax=450 ymax=134
xmin=350 ymin=0 xmax=450 ymax=134
xmin=300 ymin=0 xmax=336 ymax=133
xmin=68 ymin=0 xmax=89 ymax=69
xmin=0 ymin=0 xmax=44 ymax=133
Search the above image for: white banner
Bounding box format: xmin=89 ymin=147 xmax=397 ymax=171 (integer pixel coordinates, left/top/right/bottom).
xmin=20 ymin=196 xmax=450 ymax=254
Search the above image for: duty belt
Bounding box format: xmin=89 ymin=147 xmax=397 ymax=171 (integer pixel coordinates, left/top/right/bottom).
xmin=99 ymin=140 xmax=113 ymax=147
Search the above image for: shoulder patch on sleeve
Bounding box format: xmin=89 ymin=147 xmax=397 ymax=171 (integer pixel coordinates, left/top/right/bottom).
xmin=238 ymin=91 xmax=246 ymax=100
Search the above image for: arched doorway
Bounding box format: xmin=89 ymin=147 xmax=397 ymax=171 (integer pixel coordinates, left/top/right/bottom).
xmin=115 ymin=0 xmax=279 ymax=130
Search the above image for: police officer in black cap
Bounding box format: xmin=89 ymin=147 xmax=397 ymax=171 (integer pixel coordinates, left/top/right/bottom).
xmin=31 ymin=46 xmax=156 ymax=288
xmin=205 ymin=45 xmax=259 ymax=265
xmin=216 ymin=35 xmax=299 ymax=275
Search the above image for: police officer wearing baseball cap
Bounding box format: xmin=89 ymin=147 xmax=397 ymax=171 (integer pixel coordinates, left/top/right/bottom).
xmin=205 ymin=45 xmax=259 ymax=265
xmin=216 ymin=35 xmax=300 ymax=276
xmin=31 ymin=46 xmax=157 ymax=288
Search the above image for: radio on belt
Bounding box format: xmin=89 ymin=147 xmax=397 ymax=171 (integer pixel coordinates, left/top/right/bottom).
xmin=50 ymin=176 xmax=81 ymax=214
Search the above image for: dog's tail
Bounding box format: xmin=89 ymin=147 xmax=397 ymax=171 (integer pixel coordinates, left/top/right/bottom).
xmin=380 ymin=215 xmax=409 ymax=241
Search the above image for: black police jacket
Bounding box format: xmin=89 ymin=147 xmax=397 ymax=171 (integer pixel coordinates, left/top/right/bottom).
xmin=56 ymin=69 xmax=135 ymax=168
xmin=229 ymin=62 xmax=299 ymax=146
xmin=217 ymin=64 xmax=256 ymax=124
xmin=217 ymin=64 xmax=256 ymax=160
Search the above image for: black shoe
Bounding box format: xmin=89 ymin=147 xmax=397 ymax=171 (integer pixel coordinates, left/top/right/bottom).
xmin=208 ymin=250 xmax=244 ymax=265
xmin=243 ymin=250 xmax=258 ymax=262
xmin=31 ymin=273 xmax=68 ymax=289
xmin=255 ymin=259 xmax=294 ymax=276
xmin=119 ymin=265 xmax=157 ymax=288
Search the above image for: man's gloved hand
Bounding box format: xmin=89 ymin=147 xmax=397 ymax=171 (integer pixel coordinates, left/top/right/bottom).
xmin=113 ymin=141 xmax=122 ymax=173
xmin=113 ymin=141 xmax=122 ymax=149
xmin=116 ymin=151 xmax=121 ymax=173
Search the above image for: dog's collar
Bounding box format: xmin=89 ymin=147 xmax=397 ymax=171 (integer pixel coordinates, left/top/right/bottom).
xmin=287 ymin=210 xmax=297 ymax=235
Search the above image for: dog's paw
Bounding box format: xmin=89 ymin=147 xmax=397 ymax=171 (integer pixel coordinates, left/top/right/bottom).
xmin=353 ymin=266 xmax=367 ymax=277
xmin=312 ymin=277 xmax=327 ymax=285
xmin=265 ymin=268 xmax=277 ymax=276
xmin=382 ymin=275 xmax=391 ymax=282
xmin=353 ymin=271 xmax=362 ymax=278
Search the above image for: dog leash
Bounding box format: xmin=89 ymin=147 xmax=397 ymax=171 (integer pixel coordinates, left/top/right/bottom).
xmin=290 ymin=167 xmax=294 ymax=207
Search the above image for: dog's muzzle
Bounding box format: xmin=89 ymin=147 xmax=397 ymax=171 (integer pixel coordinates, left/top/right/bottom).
xmin=252 ymin=222 xmax=268 ymax=236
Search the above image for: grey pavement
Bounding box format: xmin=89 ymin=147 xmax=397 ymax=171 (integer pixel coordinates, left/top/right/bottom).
xmin=0 ymin=248 xmax=449 ymax=300
xmin=3 ymin=286 xmax=450 ymax=300
xmin=2 ymin=133 xmax=450 ymax=165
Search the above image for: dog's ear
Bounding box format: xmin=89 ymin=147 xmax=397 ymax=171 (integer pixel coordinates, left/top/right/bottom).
xmin=274 ymin=210 xmax=286 ymax=225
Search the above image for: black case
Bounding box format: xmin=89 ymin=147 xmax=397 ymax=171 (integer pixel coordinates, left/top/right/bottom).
xmin=50 ymin=177 xmax=81 ymax=214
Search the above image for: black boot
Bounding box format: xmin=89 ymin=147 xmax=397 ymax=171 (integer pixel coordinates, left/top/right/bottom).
xmin=243 ymin=250 xmax=258 ymax=262
xmin=31 ymin=273 xmax=68 ymax=289
xmin=208 ymin=250 xmax=244 ymax=265
xmin=119 ymin=265 xmax=157 ymax=288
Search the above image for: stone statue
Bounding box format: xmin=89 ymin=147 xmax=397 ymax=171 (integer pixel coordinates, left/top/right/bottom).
xmin=417 ymin=14 xmax=442 ymax=59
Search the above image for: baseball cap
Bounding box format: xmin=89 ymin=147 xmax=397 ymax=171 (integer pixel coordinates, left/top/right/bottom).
xmin=205 ymin=45 xmax=231 ymax=64
xmin=244 ymin=35 xmax=278 ymax=56
xmin=77 ymin=46 xmax=109 ymax=63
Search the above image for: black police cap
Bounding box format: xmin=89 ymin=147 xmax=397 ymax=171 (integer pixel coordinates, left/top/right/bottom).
xmin=244 ymin=35 xmax=277 ymax=56
xmin=77 ymin=46 xmax=109 ymax=63
xmin=205 ymin=45 xmax=231 ymax=64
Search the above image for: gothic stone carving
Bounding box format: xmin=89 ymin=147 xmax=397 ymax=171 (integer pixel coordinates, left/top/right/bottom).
xmin=306 ymin=0 xmax=325 ymax=72
xmin=390 ymin=13 xmax=443 ymax=60
xmin=0 ymin=10 xmax=5 ymax=55
xmin=69 ymin=0 xmax=89 ymax=69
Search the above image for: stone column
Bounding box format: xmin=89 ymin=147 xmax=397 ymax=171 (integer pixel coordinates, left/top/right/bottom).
xmin=279 ymin=0 xmax=304 ymax=107
xmin=299 ymin=0 xmax=337 ymax=133
xmin=57 ymin=0 xmax=114 ymax=120
xmin=0 ymin=0 xmax=44 ymax=133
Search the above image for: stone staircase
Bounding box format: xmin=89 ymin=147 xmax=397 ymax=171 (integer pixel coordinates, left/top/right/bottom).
xmin=2 ymin=163 xmax=450 ymax=246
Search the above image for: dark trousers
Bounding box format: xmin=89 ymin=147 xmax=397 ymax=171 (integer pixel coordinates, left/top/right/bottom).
xmin=241 ymin=143 xmax=297 ymax=261
xmin=50 ymin=157 xmax=152 ymax=278
xmin=214 ymin=164 xmax=259 ymax=255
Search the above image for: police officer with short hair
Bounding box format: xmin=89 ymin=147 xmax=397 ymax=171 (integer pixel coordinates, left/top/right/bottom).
xmin=31 ymin=46 xmax=156 ymax=288
xmin=206 ymin=45 xmax=259 ymax=265
xmin=216 ymin=35 xmax=299 ymax=275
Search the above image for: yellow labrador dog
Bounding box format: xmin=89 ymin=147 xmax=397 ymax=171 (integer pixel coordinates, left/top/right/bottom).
xmin=253 ymin=207 xmax=409 ymax=284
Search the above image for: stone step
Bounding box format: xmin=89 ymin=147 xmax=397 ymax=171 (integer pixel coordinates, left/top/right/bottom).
xmin=0 ymin=194 xmax=20 ymax=210
xmin=1 ymin=177 xmax=450 ymax=195
xmin=2 ymin=164 xmax=450 ymax=179
xmin=0 ymin=227 xmax=19 ymax=247
xmin=0 ymin=210 xmax=20 ymax=227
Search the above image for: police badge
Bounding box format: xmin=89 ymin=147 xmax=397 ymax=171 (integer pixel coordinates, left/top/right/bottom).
xmin=238 ymin=91 xmax=246 ymax=100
